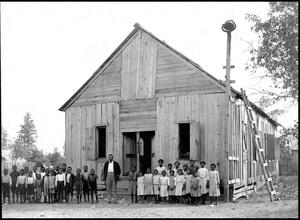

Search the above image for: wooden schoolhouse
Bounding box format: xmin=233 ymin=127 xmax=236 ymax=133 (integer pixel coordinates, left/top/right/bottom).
xmin=59 ymin=23 xmax=280 ymax=199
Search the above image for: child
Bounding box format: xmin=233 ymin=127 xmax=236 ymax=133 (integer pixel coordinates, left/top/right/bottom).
xmin=65 ymin=166 xmax=75 ymax=203
xmin=75 ymin=168 xmax=84 ymax=203
xmin=42 ymin=169 xmax=50 ymax=203
xmin=175 ymin=169 xmax=185 ymax=203
xmin=88 ymin=168 xmax=98 ymax=204
xmin=136 ymin=171 xmax=145 ymax=203
xmin=159 ymin=170 xmax=169 ymax=204
xmin=173 ymin=161 xmax=180 ymax=176
xmin=49 ymin=169 xmax=56 ymax=203
xmin=16 ymin=169 xmax=26 ymax=203
xmin=2 ymin=168 xmax=12 ymax=204
xmin=55 ymin=168 xmax=65 ymax=203
xmin=183 ymin=164 xmax=189 ymax=176
xmin=168 ymin=170 xmax=176 ymax=204
xmin=82 ymin=165 xmax=90 ymax=202
xmin=35 ymin=173 xmax=42 ymax=203
xmin=189 ymin=160 xmax=196 ymax=174
xmin=198 ymin=161 xmax=209 ymax=205
xmin=185 ymin=169 xmax=192 ymax=204
xmin=152 ymin=169 xmax=160 ymax=203
xmin=26 ymin=171 xmax=35 ymax=203
xmin=128 ymin=166 xmax=138 ymax=203
xmin=144 ymin=168 xmax=153 ymax=203
xmin=166 ymin=163 xmax=173 ymax=176
xmin=190 ymin=171 xmax=199 ymax=205
xmin=10 ymin=165 xmax=20 ymax=203
xmin=156 ymin=159 xmax=166 ymax=176
xmin=209 ymin=163 xmax=220 ymax=205
xmin=40 ymin=167 xmax=46 ymax=179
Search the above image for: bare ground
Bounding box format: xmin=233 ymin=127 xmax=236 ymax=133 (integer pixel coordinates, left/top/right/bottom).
xmin=2 ymin=176 xmax=298 ymax=218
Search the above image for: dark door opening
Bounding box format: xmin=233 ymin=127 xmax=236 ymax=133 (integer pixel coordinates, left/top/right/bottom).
xmin=123 ymin=131 xmax=155 ymax=175
xmin=140 ymin=131 xmax=155 ymax=174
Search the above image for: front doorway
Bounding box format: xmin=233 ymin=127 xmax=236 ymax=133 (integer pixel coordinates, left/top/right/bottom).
xmin=123 ymin=131 xmax=155 ymax=175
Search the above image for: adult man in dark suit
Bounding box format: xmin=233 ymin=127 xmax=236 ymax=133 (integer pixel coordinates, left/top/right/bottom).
xmin=102 ymin=154 xmax=121 ymax=203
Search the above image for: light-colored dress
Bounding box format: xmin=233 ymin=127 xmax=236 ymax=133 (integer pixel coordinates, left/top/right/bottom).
xmin=156 ymin=166 xmax=167 ymax=176
xmin=128 ymin=171 xmax=137 ymax=195
xmin=209 ymin=170 xmax=220 ymax=197
xmin=168 ymin=176 xmax=176 ymax=196
xmin=144 ymin=173 xmax=153 ymax=195
xmin=175 ymin=175 xmax=185 ymax=196
xmin=185 ymin=174 xmax=192 ymax=194
xmin=49 ymin=175 xmax=56 ymax=193
xmin=159 ymin=176 xmax=170 ymax=197
xmin=198 ymin=167 xmax=209 ymax=195
xmin=43 ymin=175 xmax=50 ymax=197
xmin=173 ymin=168 xmax=179 ymax=176
xmin=190 ymin=176 xmax=199 ymax=197
xmin=137 ymin=176 xmax=145 ymax=196
xmin=153 ymin=175 xmax=160 ymax=195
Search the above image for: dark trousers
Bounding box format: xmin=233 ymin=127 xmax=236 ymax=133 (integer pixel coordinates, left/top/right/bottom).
xmin=89 ymin=183 xmax=98 ymax=203
xmin=18 ymin=184 xmax=26 ymax=202
xmin=11 ymin=186 xmax=18 ymax=203
xmin=57 ymin=181 xmax=64 ymax=203
xmin=66 ymin=183 xmax=73 ymax=201
xmin=83 ymin=180 xmax=89 ymax=201
xmin=2 ymin=183 xmax=10 ymax=203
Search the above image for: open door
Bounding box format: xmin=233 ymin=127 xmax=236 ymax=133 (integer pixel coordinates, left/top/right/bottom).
xmin=123 ymin=132 xmax=137 ymax=176
xmin=190 ymin=121 xmax=201 ymax=160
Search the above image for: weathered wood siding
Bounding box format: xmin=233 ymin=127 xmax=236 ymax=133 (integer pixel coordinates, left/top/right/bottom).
xmin=155 ymin=45 xmax=224 ymax=97
xmin=120 ymin=98 xmax=157 ymax=132
xmin=227 ymin=99 xmax=279 ymax=186
xmin=65 ymin=102 xmax=121 ymax=180
xmin=156 ymin=93 xmax=226 ymax=179
xmin=121 ymin=31 xmax=157 ymax=100
xmin=72 ymin=55 xmax=122 ymax=107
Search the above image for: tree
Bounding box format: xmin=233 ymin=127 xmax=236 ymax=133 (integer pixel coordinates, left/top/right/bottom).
xmin=45 ymin=147 xmax=65 ymax=167
xmin=1 ymin=126 xmax=9 ymax=151
xmin=245 ymin=2 xmax=298 ymax=140
xmin=15 ymin=112 xmax=38 ymax=162
xmin=245 ymin=2 xmax=298 ymax=107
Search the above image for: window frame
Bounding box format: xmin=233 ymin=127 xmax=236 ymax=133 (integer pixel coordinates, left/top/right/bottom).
xmin=178 ymin=122 xmax=190 ymax=160
xmin=95 ymin=124 xmax=107 ymax=159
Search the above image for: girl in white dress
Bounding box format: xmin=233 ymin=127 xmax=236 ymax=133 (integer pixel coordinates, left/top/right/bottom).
xmin=159 ymin=170 xmax=169 ymax=203
xmin=198 ymin=161 xmax=209 ymax=205
xmin=144 ymin=168 xmax=153 ymax=203
xmin=137 ymin=171 xmax=145 ymax=203
xmin=168 ymin=170 xmax=176 ymax=204
xmin=175 ymin=169 xmax=185 ymax=203
xmin=152 ymin=169 xmax=160 ymax=203
xmin=209 ymin=163 xmax=220 ymax=205
xmin=184 ymin=169 xmax=192 ymax=204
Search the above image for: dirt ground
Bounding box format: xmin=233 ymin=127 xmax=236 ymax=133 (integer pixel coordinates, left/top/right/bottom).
xmin=2 ymin=176 xmax=298 ymax=218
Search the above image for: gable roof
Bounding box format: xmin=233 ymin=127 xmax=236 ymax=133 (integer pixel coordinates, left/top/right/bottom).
xmin=58 ymin=23 xmax=280 ymax=127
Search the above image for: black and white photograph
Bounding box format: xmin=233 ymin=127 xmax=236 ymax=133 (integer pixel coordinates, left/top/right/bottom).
xmin=1 ymin=2 xmax=298 ymax=218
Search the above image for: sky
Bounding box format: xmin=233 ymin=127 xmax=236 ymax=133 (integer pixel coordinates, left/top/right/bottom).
xmin=1 ymin=2 xmax=298 ymax=155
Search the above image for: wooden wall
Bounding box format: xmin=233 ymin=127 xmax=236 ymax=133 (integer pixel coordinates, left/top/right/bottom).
xmin=156 ymin=93 xmax=226 ymax=179
xmin=73 ymin=54 xmax=122 ymax=107
xmin=65 ymin=102 xmax=120 ymax=180
xmin=121 ymin=31 xmax=157 ymax=100
xmin=155 ymin=45 xmax=224 ymax=97
xmin=120 ymin=98 xmax=157 ymax=132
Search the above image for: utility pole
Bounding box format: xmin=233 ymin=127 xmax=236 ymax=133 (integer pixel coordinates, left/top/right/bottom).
xmin=222 ymin=20 xmax=236 ymax=203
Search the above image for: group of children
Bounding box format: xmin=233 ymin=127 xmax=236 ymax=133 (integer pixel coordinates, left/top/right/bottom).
xmin=129 ymin=159 xmax=220 ymax=205
xmin=2 ymin=164 xmax=99 ymax=204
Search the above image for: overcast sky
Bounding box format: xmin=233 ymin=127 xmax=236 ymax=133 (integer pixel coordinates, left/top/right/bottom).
xmin=1 ymin=2 xmax=297 ymax=154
